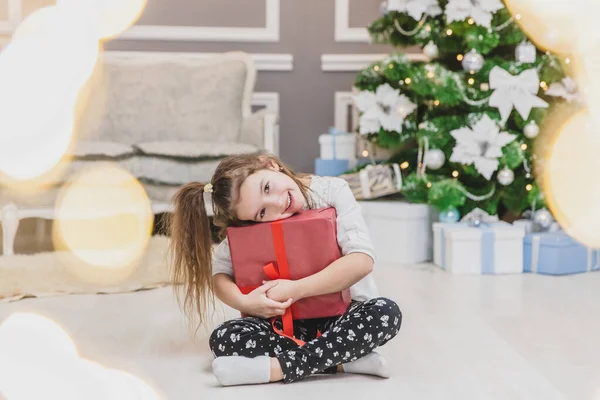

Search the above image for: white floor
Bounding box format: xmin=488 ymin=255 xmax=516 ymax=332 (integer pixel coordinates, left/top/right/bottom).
xmin=1 ymin=263 xmax=600 ymax=400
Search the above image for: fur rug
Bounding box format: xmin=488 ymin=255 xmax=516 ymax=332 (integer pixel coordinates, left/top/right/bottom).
xmin=0 ymin=235 xmax=172 ymax=303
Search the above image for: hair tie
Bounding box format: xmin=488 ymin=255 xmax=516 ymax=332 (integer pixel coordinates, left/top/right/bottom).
xmin=204 ymin=183 xmax=214 ymax=193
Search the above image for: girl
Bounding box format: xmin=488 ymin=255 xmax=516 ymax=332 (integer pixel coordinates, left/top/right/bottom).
xmin=169 ymin=153 xmax=401 ymax=386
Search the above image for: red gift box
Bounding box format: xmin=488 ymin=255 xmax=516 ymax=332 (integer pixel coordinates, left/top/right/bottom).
xmin=226 ymin=208 xmax=351 ymax=345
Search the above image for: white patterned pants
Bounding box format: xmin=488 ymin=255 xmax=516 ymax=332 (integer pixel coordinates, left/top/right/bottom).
xmin=209 ymin=297 xmax=401 ymax=383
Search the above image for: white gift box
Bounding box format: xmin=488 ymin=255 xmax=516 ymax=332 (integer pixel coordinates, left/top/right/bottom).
xmin=319 ymin=132 xmax=356 ymax=164
xmin=433 ymin=221 xmax=525 ymax=274
xmin=359 ymin=200 xmax=433 ymax=264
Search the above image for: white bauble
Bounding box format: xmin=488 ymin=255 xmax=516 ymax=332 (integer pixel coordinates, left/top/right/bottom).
xmin=515 ymin=41 xmax=537 ymax=64
xmin=424 ymin=149 xmax=445 ymax=170
xmin=380 ymin=0 xmax=389 ymax=15
xmin=461 ymin=49 xmax=484 ymax=72
xmin=534 ymin=208 xmax=554 ymax=229
xmin=423 ymin=41 xmax=439 ymax=59
xmin=497 ymin=167 xmax=515 ymax=186
xmin=524 ymin=121 xmax=540 ymax=139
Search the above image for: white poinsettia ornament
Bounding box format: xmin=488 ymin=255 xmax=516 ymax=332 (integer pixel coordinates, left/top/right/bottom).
xmin=445 ymin=0 xmax=504 ymax=28
xmin=387 ymin=0 xmax=442 ymax=20
xmin=546 ymin=77 xmax=583 ymax=104
xmin=449 ymin=114 xmax=517 ymax=180
xmin=353 ymin=83 xmax=417 ymax=135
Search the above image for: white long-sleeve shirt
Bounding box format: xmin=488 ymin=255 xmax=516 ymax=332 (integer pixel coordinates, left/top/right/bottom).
xmin=211 ymin=175 xmax=379 ymax=301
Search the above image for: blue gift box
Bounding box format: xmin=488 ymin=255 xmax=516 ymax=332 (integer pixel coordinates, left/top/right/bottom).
xmin=314 ymin=158 xmax=349 ymax=177
xmin=314 ymin=127 xmax=350 ymax=177
xmin=523 ymin=231 xmax=600 ymax=275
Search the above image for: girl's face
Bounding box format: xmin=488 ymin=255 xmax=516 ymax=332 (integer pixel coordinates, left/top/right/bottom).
xmin=236 ymin=164 xmax=306 ymax=222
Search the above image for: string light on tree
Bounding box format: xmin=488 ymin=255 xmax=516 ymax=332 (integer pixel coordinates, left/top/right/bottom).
xmin=400 ymin=161 xmax=409 ymax=169
xmin=521 ymin=143 xmax=528 ymax=150
xmin=446 ymin=29 xmax=453 ymax=36
xmin=457 ymin=54 xmax=464 ymax=61
xmin=468 ymin=77 xmax=475 ymax=85
xmin=526 ymin=184 xmax=533 ymax=191
xmin=452 ymin=170 xmax=459 ymax=178
xmin=404 ymin=77 xmax=412 ymax=84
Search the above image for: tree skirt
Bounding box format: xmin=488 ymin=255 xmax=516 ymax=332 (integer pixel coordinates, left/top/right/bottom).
xmin=0 ymin=235 xmax=172 ymax=303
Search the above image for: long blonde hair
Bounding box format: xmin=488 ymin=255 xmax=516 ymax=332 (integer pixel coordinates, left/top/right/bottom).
xmin=167 ymin=153 xmax=313 ymax=330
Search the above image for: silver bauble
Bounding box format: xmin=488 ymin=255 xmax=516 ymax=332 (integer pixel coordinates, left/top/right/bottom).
xmin=497 ymin=167 xmax=515 ymax=186
xmin=380 ymin=0 xmax=389 ymax=15
xmin=534 ymin=208 xmax=554 ymax=229
xmin=424 ymin=149 xmax=445 ymax=170
xmin=423 ymin=41 xmax=439 ymax=59
xmin=462 ymin=49 xmax=484 ymax=72
xmin=515 ymin=41 xmax=537 ymax=64
xmin=524 ymin=121 xmax=540 ymax=139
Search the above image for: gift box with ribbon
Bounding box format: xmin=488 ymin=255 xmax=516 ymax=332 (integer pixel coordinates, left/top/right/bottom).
xmin=314 ymin=127 xmax=355 ymax=176
xmin=226 ymin=208 xmax=351 ymax=345
xmin=433 ymin=209 xmax=525 ymax=274
xmin=523 ymin=231 xmax=600 ymax=275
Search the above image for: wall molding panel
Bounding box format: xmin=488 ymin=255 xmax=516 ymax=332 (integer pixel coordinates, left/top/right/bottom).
xmin=334 ymin=0 xmax=370 ymax=43
xmin=120 ymin=0 xmax=280 ymax=42
xmin=321 ymin=53 xmax=428 ymax=71
xmin=102 ymin=51 xmax=293 ymax=71
xmin=251 ymin=92 xmax=280 ymax=114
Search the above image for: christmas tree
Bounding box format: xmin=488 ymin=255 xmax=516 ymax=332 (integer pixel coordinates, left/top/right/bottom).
xmin=352 ymin=0 xmax=581 ymax=220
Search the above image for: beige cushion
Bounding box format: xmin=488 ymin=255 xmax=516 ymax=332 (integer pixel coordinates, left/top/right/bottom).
xmin=76 ymin=55 xmax=248 ymax=145
xmin=134 ymin=141 xmax=259 ymax=160
xmin=69 ymin=141 xmax=135 ymax=158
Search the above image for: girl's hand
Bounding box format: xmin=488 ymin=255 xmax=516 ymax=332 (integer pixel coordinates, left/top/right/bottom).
xmin=242 ymin=280 xmax=293 ymax=319
xmin=265 ymin=279 xmax=303 ymax=303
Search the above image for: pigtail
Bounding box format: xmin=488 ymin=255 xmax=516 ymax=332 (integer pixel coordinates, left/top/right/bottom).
xmin=168 ymin=182 xmax=215 ymax=329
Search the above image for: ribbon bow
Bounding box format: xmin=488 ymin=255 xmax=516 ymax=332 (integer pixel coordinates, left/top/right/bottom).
xmin=460 ymin=207 xmax=499 ymax=227
xmin=488 ymin=66 xmax=549 ymax=125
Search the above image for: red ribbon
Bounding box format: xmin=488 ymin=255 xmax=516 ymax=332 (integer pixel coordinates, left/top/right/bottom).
xmin=238 ymin=220 xmax=307 ymax=346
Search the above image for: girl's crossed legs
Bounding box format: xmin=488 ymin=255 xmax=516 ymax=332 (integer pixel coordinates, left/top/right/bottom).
xmin=209 ymin=297 xmax=401 ymax=385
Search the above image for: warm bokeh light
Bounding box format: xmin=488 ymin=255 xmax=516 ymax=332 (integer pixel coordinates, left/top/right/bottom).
xmin=0 ymin=6 xmax=99 ymax=180
xmin=0 ymin=313 xmax=81 ymax=400
xmin=58 ymin=0 xmax=148 ymax=40
xmin=504 ymin=0 xmax=584 ymax=54
xmin=543 ymin=110 xmax=600 ymax=247
xmin=12 ymin=6 xmax=99 ymax=90
xmin=53 ymin=164 xmax=154 ymax=284
xmin=0 ymin=313 xmax=162 ymax=400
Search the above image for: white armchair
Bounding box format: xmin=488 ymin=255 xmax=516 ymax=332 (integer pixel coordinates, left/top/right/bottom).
xmin=0 ymin=51 xmax=278 ymax=256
